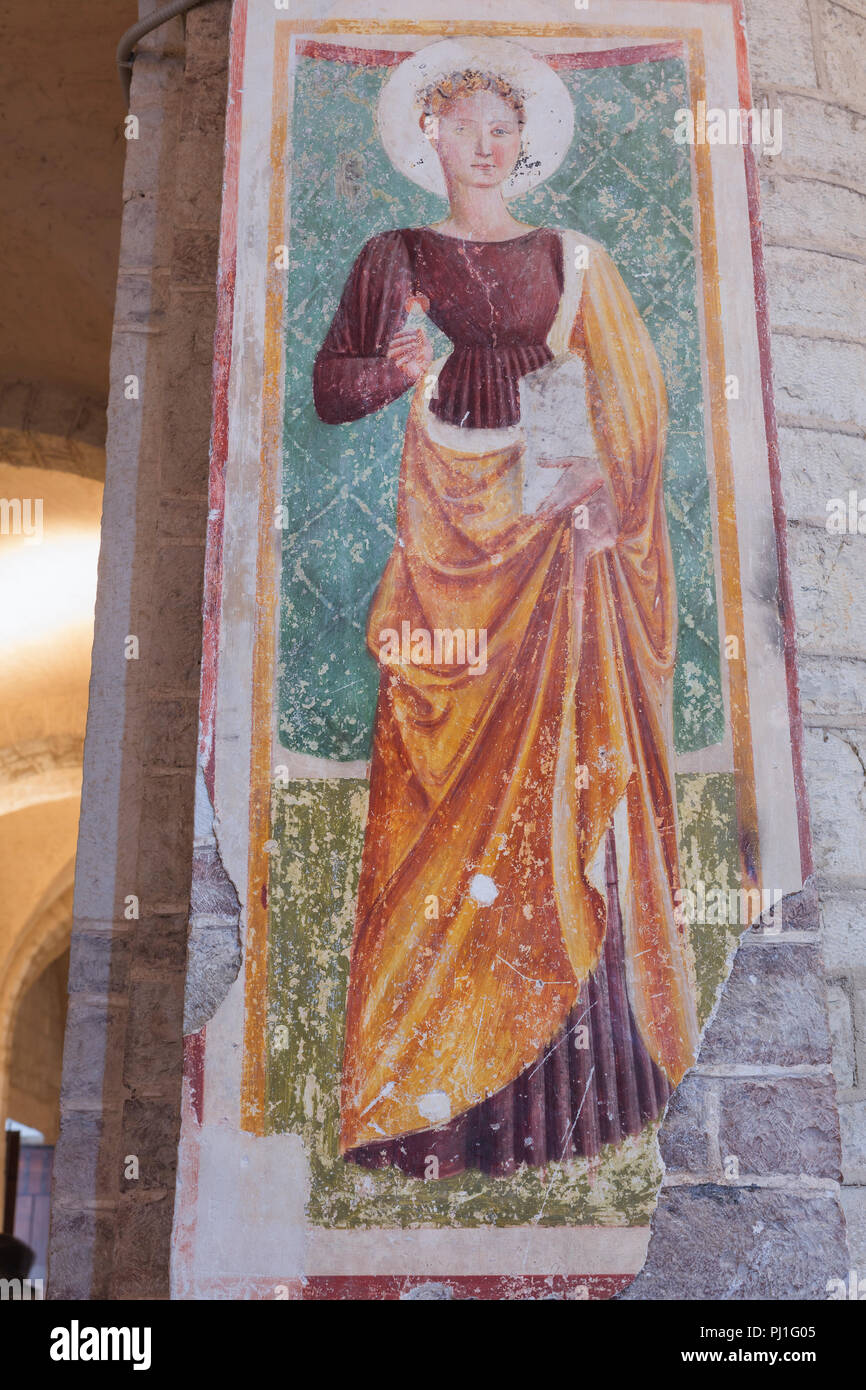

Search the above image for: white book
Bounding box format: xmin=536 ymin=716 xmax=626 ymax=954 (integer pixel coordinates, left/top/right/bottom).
xmin=518 ymin=354 xmax=600 ymax=515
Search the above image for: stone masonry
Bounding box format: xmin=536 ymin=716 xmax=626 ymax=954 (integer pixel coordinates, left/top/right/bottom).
xmin=48 ymin=0 xmax=230 ymax=1299
xmin=624 ymin=0 xmax=864 ymax=1297
xmin=48 ymin=0 xmax=862 ymax=1298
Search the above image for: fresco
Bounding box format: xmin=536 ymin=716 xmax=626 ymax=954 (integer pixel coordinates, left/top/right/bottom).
xmin=172 ymin=1 xmax=810 ymax=1299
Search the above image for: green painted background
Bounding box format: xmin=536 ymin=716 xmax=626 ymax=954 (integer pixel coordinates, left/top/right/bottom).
xmin=266 ymin=773 xmax=741 ymax=1228
xmin=267 ymin=48 xmax=736 ymax=1230
xmin=279 ymin=51 xmax=725 ymax=760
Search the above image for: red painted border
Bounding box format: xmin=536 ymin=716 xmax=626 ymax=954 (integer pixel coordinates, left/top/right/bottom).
xmin=545 ymin=42 xmax=683 ymax=67
xmin=296 ymin=36 xmax=683 ymax=69
xmin=730 ymin=0 xmax=814 ymax=879
xmin=199 ymin=0 xmax=249 ymax=802
xmin=194 ymin=1273 xmax=633 ymax=1300
xmin=183 ymin=1029 xmax=206 ymax=1127
xmin=296 ymin=38 xmax=413 ymax=65
xmin=301 ymin=1273 xmax=631 ymax=1300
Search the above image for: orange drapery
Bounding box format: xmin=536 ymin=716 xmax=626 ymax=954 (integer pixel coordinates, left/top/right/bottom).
xmin=340 ymin=241 xmax=700 ymax=1154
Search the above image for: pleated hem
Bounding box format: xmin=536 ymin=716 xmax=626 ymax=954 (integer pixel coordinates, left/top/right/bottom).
xmin=345 ymin=830 xmax=671 ymax=1180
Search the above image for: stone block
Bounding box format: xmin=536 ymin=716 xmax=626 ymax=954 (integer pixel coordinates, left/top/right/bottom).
xmin=827 ymin=983 xmax=856 ymax=1090
xmin=840 ymin=1100 xmax=866 ymax=1182
xmin=118 ymin=193 xmax=160 ymax=271
xmin=52 ymin=1109 xmax=120 ymax=1206
xmin=59 ymin=1001 xmax=127 ymax=1106
xmin=840 ymin=1185 xmax=866 ymax=1269
xmin=759 ymin=173 xmax=866 ymax=257
xmin=819 ymin=1 xmax=866 ymax=105
xmin=700 ymin=942 xmax=831 ymax=1066
xmin=802 ymin=729 xmax=866 ymax=882
xmin=821 ymin=891 xmax=866 ymax=974
xmin=122 ymin=975 xmax=185 ymax=1090
xmin=110 ymin=1190 xmax=174 ymax=1300
xmin=772 ymin=335 xmax=866 ymax=429
xmin=743 ymin=0 xmax=818 ymax=86
xmin=160 ymin=294 xmax=219 ymax=495
xmin=157 ymin=495 xmax=209 ymax=543
xmin=171 ymin=226 xmax=221 ymax=288
xmin=114 ymin=268 xmax=170 ymax=331
xmin=620 ymin=1187 xmax=848 ymax=1299
xmin=778 ymin=428 xmax=866 ymax=529
xmin=67 ymin=929 xmax=132 ymax=997
xmin=657 ymin=1072 xmax=714 ymax=1174
xmin=775 ymin=93 xmax=866 ymax=187
xmin=145 ymin=542 xmax=206 ymax=691
xmin=119 ymin=1095 xmax=182 ymax=1192
xmin=132 ymin=915 xmax=189 ymax=977
xmin=136 ymin=771 xmax=196 ymax=909
xmin=764 ymin=246 xmax=866 ymax=340
xmin=47 ymin=1207 xmax=117 ymax=1300
xmin=788 ymin=530 xmax=866 ymax=658
xmin=142 ymin=697 xmax=200 ymax=770
xmin=717 ymin=1076 xmax=842 ymax=1177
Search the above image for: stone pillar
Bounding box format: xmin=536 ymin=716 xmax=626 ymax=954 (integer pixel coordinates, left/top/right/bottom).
xmin=47 ymin=0 xmax=231 ymax=1299
xmin=48 ymin=0 xmax=861 ymax=1299
xmin=756 ymin=0 xmax=866 ymax=1273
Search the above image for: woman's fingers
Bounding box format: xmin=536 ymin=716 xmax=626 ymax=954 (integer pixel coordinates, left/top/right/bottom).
xmin=387 ymin=333 xmax=421 ymax=358
xmin=386 ymin=330 xmax=433 ymax=381
xmin=387 ymin=328 xmax=432 ymax=357
xmin=389 ymin=349 xmax=419 ymax=371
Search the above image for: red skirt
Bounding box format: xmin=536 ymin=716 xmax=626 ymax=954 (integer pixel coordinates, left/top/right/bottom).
xmin=346 ymin=831 xmax=671 ymax=1178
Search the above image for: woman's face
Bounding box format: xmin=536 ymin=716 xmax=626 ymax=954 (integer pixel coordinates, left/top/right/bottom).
xmin=426 ymin=91 xmax=522 ymax=191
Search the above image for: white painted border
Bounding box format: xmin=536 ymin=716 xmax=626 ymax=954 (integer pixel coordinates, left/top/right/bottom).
xmin=173 ymin=0 xmax=805 ymax=1294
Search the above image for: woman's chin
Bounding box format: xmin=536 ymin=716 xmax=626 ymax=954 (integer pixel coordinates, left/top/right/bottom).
xmin=456 ymin=172 xmax=511 ymax=191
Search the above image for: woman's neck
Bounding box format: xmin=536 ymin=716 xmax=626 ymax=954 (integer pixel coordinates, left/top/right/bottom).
xmin=433 ymin=183 xmax=530 ymax=242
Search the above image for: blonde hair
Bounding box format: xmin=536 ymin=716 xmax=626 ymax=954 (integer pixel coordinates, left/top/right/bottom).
xmin=419 ymin=69 xmax=527 ymax=127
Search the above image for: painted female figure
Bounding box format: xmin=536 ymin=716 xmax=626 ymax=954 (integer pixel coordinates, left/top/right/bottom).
xmin=313 ymin=38 xmax=700 ymax=1178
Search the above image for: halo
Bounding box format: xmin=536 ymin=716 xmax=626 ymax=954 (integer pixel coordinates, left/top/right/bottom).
xmin=376 ymin=38 xmax=575 ymax=201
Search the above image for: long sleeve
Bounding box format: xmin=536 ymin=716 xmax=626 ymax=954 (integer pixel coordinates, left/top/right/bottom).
xmin=313 ymin=230 xmax=415 ymax=424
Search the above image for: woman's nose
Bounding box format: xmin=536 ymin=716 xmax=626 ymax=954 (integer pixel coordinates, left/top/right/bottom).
xmin=474 ymin=129 xmax=493 ymax=156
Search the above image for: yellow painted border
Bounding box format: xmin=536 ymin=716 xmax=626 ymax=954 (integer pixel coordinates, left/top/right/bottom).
xmin=240 ymin=17 xmax=759 ymax=1132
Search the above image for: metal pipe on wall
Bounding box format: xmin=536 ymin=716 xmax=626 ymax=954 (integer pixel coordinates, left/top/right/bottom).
xmin=117 ymin=0 xmax=213 ymax=105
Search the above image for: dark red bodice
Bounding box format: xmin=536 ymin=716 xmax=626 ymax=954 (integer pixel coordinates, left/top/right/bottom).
xmin=313 ymin=226 xmax=564 ymax=430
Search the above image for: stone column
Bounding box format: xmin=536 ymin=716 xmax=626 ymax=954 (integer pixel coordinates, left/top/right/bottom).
xmin=47 ymin=0 xmax=231 ymax=1299
xmin=48 ymin=0 xmax=862 ymax=1299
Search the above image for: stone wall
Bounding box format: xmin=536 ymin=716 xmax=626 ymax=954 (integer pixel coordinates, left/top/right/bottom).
xmin=48 ymin=0 xmax=863 ymax=1298
xmin=750 ymin=0 xmax=866 ymax=1271
xmin=47 ymin=0 xmax=231 ymax=1299
xmin=623 ymin=0 xmax=864 ymax=1299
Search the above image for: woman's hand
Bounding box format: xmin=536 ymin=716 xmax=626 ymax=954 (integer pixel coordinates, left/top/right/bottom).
xmin=537 ymin=458 xmax=618 ymax=549
xmin=387 ymin=327 xmax=434 ymax=382
xmin=537 ymin=456 xmax=602 ymax=515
